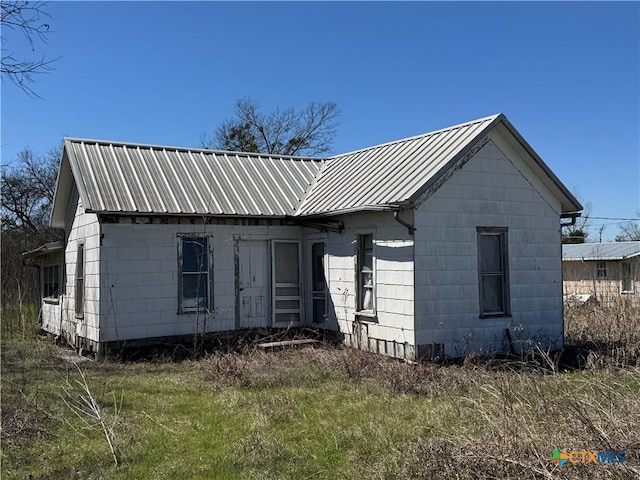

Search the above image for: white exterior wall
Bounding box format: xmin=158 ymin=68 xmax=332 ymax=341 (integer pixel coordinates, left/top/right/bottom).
xmin=60 ymin=191 xmax=102 ymax=348
xmin=98 ymin=221 xmax=301 ymax=343
xmin=414 ymin=132 xmax=564 ymax=358
xmin=312 ymin=211 xmax=415 ymax=359
xmin=40 ymin=250 xmax=64 ymax=336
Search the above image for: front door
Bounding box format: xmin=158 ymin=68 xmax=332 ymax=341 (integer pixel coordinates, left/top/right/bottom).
xmin=237 ymin=240 xmax=269 ymax=329
xmin=272 ymin=241 xmax=301 ymax=327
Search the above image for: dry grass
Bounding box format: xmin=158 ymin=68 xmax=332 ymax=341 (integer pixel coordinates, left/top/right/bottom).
xmin=197 ymin=303 xmax=640 ymax=479
xmin=565 ymin=303 xmax=640 ymax=368
xmin=2 ymin=303 xmax=640 ymax=479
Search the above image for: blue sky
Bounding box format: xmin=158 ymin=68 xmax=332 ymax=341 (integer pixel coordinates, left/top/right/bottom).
xmin=2 ymin=1 xmax=639 ymax=240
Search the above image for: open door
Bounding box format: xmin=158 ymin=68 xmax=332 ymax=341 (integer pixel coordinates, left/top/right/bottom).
xmin=272 ymin=240 xmax=301 ymax=327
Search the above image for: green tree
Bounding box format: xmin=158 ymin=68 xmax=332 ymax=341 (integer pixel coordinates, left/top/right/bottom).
xmin=201 ymin=98 xmax=340 ymax=156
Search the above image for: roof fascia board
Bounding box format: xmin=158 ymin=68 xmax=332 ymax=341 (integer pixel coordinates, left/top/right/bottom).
xmin=64 ymin=139 xmax=94 ymax=215
xmin=92 ymin=211 xmax=291 ymax=220
xmin=49 ymin=145 xmax=76 ymax=228
xmin=296 ymin=203 xmax=403 ymax=219
xmin=409 ymin=116 xmax=500 ymax=206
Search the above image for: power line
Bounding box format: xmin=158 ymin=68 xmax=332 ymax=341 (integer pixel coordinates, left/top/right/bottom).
xmin=589 ymin=216 xmax=640 ymax=221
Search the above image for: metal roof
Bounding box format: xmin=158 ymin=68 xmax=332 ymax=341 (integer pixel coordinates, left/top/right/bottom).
xmin=51 ymin=113 xmax=582 ymax=226
xmin=62 ymin=139 xmax=322 ymax=217
xmin=296 ymin=114 xmax=501 ymax=216
xmin=563 ymin=242 xmax=640 ymax=261
xmin=22 ymin=241 xmax=65 ymax=257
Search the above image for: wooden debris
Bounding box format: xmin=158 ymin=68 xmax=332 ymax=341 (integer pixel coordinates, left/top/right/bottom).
xmin=257 ymin=339 xmax=320 ymax=349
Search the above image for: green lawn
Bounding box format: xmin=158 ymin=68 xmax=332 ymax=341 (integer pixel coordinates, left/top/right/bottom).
xmin=2 ymin=309 xmax=640 ymax=479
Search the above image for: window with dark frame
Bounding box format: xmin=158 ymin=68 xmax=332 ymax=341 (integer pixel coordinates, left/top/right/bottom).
xmin=621 ymin=262 xmax=633 ymax=293
xmin=357 ymin=234 xmax=374 ymax=313
xmin=75 ymin=244 xmax=84 ymax=317
xmin=311 ymin=242 xmax=326 ymax=324
xmin=43 ymin=264 xmax=60 ymax=299
xmin=179 ymin=236 xmax=210 ymax=312
xmin=596 ymin=261 xmax=607 ymax=279
xmin=477 ymin=227 xmax=510 ymax=317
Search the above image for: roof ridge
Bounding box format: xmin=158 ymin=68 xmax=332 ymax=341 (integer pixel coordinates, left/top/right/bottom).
xmin=63 ymin=137 xmax=325 ymax=161
xmin=327 ymin=113 xmax=502 ymax=160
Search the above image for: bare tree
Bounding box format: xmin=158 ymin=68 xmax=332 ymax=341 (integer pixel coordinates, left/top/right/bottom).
xmin=201 ymin=98 xmax=340 ymax=156
xmin=615 ymin=213 xmax=640 ymax=241
xmin=1 ymin=145 xmax=62 ymax=304
xmin=1 ymin=1 xmax=57 ymax=98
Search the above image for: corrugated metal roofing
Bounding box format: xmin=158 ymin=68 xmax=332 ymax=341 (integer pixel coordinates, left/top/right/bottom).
xmin=563 ymin=242 xmax=640 ymax=261
xmin=296 ymin=114 xmax=501 ymax=216
xmin=64 ymin=139 xmax=322 ymax=216
xmin=53 ymin=113 xmax=582 ymax=224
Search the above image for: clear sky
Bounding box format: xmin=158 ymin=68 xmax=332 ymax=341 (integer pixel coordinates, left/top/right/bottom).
xmin=2 ymin=1 xmax=639 ymax=240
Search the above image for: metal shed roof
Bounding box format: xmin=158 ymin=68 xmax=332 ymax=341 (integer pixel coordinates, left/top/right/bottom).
xmin=562 ymin=242 xmax=640 ymax=261
xmin=61 ymin=139 xmax=322 ymax=218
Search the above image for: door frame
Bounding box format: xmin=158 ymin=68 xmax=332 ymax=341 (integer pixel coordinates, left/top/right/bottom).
xmin=271 ymin=239 xmax=302 ymax=327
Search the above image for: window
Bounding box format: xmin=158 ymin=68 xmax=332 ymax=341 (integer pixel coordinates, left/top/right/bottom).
xmin=621 ymin=262 xmax=634 ymax=293
xmin=596 ymin=261 xmax=607 ymax=279
xmin=477 ymin=227 xmax=510 ymax=317
xmin=75 ymin=244 xmax=84 ymax=317
xmin=357 ymin=234 xmax=374 ymax=313
xmin=43 ymin=264 xmax=60 ymax=300
xmin=178 ymin=236 xmax=211 ymax=312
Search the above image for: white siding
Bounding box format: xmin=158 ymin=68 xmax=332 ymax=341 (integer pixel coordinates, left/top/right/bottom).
xmin=414 ymin=131 xmax=564 ymax=358
xmin=98 ymin=221 xmax=301 ymax=343
xmin=316 ymin=211 xmax=415 ymax=359
xmin=60 ymin=190 xmax=102 ymax=348
xmin=40 ymin=250 xmax=64 ymax=335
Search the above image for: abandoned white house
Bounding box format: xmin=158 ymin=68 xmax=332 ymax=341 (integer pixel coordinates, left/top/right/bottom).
xmin=563 ymin=242 xmax=640 ymax=306
xmin=31 ymin=113 xmax=582 ymax=360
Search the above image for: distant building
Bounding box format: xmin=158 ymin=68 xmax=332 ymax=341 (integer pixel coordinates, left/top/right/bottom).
xmin=562 ymin=242 xmax=640 ymax=306
xmin=27 ymin=114 xmax=582 ymax=359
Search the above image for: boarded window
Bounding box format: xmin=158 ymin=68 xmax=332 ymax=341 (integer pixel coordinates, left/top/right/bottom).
xmin=43 ymin=264 xmax=60 ymax=299
xmin=357 ymin=234 xmax=374 ymax=312
xmin=75 ymin=244 xmax=84 ymax=317
xmin=179 ymin=236 xmax=211 ymax=312
xmin=477 ymin=227 xmax=510 ymax=317
xmin=621 ymin=262 xmax=633 ymax=293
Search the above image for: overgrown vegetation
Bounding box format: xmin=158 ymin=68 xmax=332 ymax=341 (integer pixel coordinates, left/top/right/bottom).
xmin=2 ymin=304 xmax=640 ymax=479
